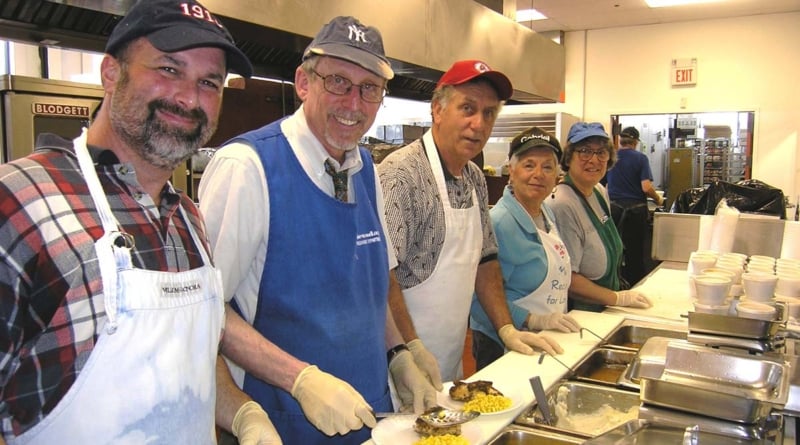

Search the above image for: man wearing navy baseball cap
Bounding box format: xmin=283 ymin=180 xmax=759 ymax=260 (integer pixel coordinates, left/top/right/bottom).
xmin=199 ymin=15 xmax=439 ymax=443
xmin=0 ymin=0 xmax=278 ymax=444
xmin=606 ymin=126 xmax=664 ymax=285
xmin=105 ymin=0 xmax=252 ymax=77
xmin=379 ymin=60 xmax=563 ymax=384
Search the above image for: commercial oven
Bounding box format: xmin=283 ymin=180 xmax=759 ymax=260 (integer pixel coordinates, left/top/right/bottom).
xmin=0 ymin=74 xmax=102 ymax=163
xmin=0 ymin=74 xmax=189 ymax=191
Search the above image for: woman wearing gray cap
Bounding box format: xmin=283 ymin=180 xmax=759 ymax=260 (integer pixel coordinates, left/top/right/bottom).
xmin=469 ymin=127 xmax=579 ymax=370
xmin=549 ymin=122 xmax=653 ymax=312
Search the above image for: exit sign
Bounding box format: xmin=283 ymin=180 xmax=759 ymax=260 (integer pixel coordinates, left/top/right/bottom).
xmin=671 ymin=58 xmax=697 ymax=87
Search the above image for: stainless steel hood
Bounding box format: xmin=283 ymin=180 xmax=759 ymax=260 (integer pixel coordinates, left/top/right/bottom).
xmin=0 ymin=0 xmax=565 ymax=104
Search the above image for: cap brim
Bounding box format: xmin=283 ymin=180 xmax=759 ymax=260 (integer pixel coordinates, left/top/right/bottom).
xmin=569 ymin=131 xmax=609 ymax=144
xmin=147 ymin=25 xmax=253 ymax=78
xmin=510 ymin=140 xmax=561 ymax=159
xmin=306 ymin=44 xmax=394 ymax=79
xmin=479 ymin=71 xmax=513 ymax=100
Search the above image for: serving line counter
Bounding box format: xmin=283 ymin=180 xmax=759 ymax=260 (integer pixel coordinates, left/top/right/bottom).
xmin=363 ymin=310 xmax=626 ymax=445
xmin=364 ymin=259 xmax=799 ymax=444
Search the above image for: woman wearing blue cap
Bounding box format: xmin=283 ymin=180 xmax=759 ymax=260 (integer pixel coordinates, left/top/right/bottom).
xmin=549 ymin=122 xmax=653 ymax=312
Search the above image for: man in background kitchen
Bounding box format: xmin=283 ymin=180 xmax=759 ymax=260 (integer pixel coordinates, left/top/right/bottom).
xmin=606 ymin=126 xmax=664 ymax=285
xmin=198 ymin=16 xmax=438 ymax=444
xmin=0 ymin=0 xmax=280 ymax=444
xmin=378 ymin=60 xmax=563 ymax=382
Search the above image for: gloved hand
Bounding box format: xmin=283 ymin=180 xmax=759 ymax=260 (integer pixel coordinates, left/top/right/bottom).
xmin=526 ymin=312 xmax=581 ymax=333
xmin=407 ymin=339 xmax=443 ymax=391
xmin=232 ymin=401 xmax=283 ymax=445
xmin=498 ymin=324 xmax=564 ymax=356
xmin=290 ymin=365 xmax=375 ymax=435
xmin=615 ymin=290 xmax=653 ymax=309
xmin=388 ymin=349 xmax=438 ymax=413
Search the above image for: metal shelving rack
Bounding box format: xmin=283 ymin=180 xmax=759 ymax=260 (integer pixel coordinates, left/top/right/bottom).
xmin=699 ymin=137 xmax=749 ymax=186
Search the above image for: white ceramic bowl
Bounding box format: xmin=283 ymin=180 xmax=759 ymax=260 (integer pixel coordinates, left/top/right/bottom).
xmin=750 ymin=255 xmax=776 ymax=264
xmin=777 ymin=258 xmax=800 ymax=268
xmin=701 ymin=268 xmax=739 ymax=285
xmin=775 ymin=273 xmax=800 ymax=298
xmin=736 ymin=301 xmax=777 ymax=321
xmin=689 ymin=254 xmax=717 ymax=276
xmin=714 ymin=264 xmax=744 ymax=284
xmin=694 ymin=275 xmax=732 ymax=305
xmin=720 ymin=252 xmax=747 ymax=264
xmin=693 ymin=301 xmax=730 ymax=315
xmin=742 ymin=272 xmax=778 ymax=302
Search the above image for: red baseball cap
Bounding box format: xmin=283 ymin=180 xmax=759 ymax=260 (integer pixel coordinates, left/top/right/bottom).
xmin=436 ymin=60 xmax=513 ymax=100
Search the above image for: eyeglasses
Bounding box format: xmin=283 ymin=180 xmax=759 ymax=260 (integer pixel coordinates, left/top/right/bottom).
xmin=310 ymin=69 xmax=388 ymax=103
xmin=575 ymin=148 xmax=610 ymax=162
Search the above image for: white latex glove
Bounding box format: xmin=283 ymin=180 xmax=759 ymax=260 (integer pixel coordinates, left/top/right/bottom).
xmin=615 ymin=290 xmax=653 ymax=309
xmin=232 ymin=401 xmax=282 ymax=445
xmin=498 ymin=324 xmax=564 ymax=356
xmin=290 ymin=365 xmax=375 ymax=435
xmin=526 ymin=312 xmax=581 ymax=333
xmin=407 ymin=339 xmax=443 ymax=391
xmin=388 ymin=349 xmax=438 ymax=413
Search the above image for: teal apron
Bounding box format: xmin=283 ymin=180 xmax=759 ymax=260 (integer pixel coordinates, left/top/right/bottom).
xmin=562 ymin=176 xmax=624 ymax=312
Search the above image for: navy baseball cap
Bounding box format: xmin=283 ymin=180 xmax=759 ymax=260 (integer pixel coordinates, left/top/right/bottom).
xmin=303 ymin=16 xmax=394 ymax=80
xmin=508 ymin=127 xmax=562 ymax=161
xmin=567 ymin=122 xmax=609 ymax=144
xmin=105 ymin=0 xmax=253 ymax=78
xmin=620 ymin=126 xmax=640 ymax=140
xmin=436 ymin=60 xmax=513 ymax=100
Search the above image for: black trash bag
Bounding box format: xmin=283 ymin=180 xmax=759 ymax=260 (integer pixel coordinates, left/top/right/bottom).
xmin=670 ymin=179 xmax=786 ymax=218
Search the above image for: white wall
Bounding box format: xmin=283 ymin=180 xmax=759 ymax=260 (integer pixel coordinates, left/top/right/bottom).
xmin=510 ymin=12 xmax=800 ymax=202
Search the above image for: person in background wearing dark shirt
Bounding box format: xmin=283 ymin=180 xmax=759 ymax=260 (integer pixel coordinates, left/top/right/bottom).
xmin=606 ymin=126 xmax=664 ymax=285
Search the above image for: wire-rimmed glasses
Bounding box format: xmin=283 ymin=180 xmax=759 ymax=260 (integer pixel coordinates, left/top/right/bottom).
xmin=311 ymin=69 xmax=388 ymax=103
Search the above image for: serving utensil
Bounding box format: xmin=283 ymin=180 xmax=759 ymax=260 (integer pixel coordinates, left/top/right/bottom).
xmin=372 ymin=407 xmax=480 ymax=426
xmin=538 ymin=351 xmax=575 ymax=377
xmin=529 ymin=376 xmax=553 ymax=425
xmin=580 ymin=327 xmax=605 ymax=342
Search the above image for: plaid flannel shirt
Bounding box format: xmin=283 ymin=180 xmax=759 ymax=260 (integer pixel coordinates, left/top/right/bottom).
xmin=0 ymin=134 xmax=208 ymax=437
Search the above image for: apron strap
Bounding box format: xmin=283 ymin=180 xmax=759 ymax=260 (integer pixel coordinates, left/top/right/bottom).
xmin=560 ymin=177 xmax=623 ymax=291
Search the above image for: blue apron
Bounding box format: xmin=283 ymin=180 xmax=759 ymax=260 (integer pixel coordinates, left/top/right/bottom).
xmin=233 ymin=122 xmax=391 ymax=444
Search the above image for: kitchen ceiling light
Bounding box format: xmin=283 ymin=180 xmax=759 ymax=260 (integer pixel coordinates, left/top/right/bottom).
xmin=516 ymin=8 xmax=547 ymax=22
xmin=645 ymin=0 xmax=724 ymax=7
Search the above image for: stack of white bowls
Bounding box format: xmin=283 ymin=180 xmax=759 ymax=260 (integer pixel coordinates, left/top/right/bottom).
xmin=775 ymin=258 xmax=800 ymax=323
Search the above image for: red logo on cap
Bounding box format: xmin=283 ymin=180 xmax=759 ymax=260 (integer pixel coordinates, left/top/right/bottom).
xmin=179 ymin=2 xmax=223 ymax=29
xmin=474 ymin=62 xmax=491 ymax=73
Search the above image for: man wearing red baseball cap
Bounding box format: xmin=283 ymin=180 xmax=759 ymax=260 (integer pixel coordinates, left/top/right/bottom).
xmin=379 ymin=60 xmax=564 ymax=381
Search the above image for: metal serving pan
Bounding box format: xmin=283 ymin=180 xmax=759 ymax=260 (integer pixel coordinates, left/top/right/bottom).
xmin=639 ymin=341 xmax=790 ymax=423
xmin=516 ymin=381 xmax=640 ymax=439
xmin=583 ymin=419 xmax=765 ymax=445
xmin=603 ymin=323 xmax=687 ymax=351
xmin=570 ymin=348 xmax=636 ymax=388
xmin=620 ymin=336 xmax=677 ymax=386
xmin=687 ymin=311 xmax=784 ymax=340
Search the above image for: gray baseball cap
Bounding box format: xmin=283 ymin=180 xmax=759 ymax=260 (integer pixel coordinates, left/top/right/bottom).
xmin=303 ymin=16 xmax=394 ymax=80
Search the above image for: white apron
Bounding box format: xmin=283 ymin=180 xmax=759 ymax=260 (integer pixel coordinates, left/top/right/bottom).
xmin=10 ymin=129 xmax=225 ymax=444
xmin=514 ymin=210 xmax=571 ymax=315
xmin=403 ymin=131 xmax=482 ymax=382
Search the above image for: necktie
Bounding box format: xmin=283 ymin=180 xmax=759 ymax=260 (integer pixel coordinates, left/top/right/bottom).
xmin=324 ymin=159 xmax=349 ymax=202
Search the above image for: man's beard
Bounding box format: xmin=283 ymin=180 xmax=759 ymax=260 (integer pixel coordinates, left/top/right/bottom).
xmin=110 ymin=76 xmax=216 ymax=171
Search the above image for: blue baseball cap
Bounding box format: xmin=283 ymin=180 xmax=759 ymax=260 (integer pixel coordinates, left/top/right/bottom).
xmin=567 ymin=122 xmax=609 ymax=144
